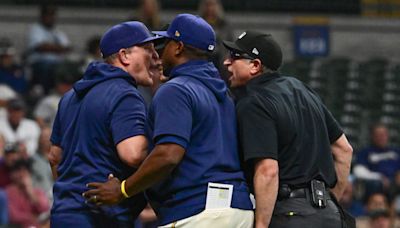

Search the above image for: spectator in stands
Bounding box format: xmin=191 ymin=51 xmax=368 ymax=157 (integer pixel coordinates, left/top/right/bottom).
xmin=5 ymin=159 xmax=50 ymax=228
xmin=31 ymin=127 xmax=54 ymax=201
xmin=0 ymin=143 xmax=24 ymax=188
xmin=366 ymin=192 xmax=389 ymax=212
xmin=353 ymin=123 xmax=400 ymax=197
xmin=356 ymin=192 xmax=391 ymax=227
xmin=0 ymin=189 xmax=7 ymax=226
xmin=0 ymin=84 xmax=16 ymax=121
xmin=130 ymin=0 xmax=164 ymax=106
xmin=131 ymin=0 xmax=162 ymax=30
xmin=198 ymin=0 xmax=233 ymax=80
xmin=369 ymin=209 xmax=391 ymax=228
xmin=26 ymin=4 xmax=71 ymax=95
xmin=34 ymin=61 xmax=78 ymax=128
xmin=0 ymin=37 xmax=28 ymax=95
xmin=0 ymin=98 xmax=41 ymax=157
xmin=80 ymin=35 xmax=102 ymax=72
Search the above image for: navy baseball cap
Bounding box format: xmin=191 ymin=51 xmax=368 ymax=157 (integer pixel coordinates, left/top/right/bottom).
xmin=223 ymin=30 xmax=283 ymax=71
xmin=153 ymin=14 xmax=216 ymax=52
xmin=100 ymin=21 xmax=161 ymax=58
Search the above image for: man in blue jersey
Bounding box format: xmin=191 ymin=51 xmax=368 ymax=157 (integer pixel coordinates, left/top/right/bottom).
xmin=83 ymin=14 xmax=254 ymax=227
xmin=48 ymin=21 xmax=161 ymax=227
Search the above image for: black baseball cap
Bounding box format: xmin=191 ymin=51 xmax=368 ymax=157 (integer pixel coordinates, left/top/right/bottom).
xmin=7 ymin=98 xmax=26 ymax=111
xmin=223 ymin=30 xmax=282 ymax=71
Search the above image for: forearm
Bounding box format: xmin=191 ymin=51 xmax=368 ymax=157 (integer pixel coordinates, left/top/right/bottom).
xmin=125 ymin=155 xmax=175 ymax=196
xmin=50 ymin=164 xmax=58 ymax=180
xmin=124 ymin=144 xmax=183 ymax=197
xmin=48 ymin=145 xmax=62 ymax=180
xmin=254 ymin=174 xmax=278 ymax=228
xmin=331 ymin=159 xmax=350 ymax=200
xmin=253 ymin=159 xmax=279 ymax=228
xmin=331 ymin=135 xmax=353 ymax=200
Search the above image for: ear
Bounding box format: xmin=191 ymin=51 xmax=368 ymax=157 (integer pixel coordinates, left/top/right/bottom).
xmin=250 ymin=59 xmax=263 ymax=75
xmin=118 ymin=49 xmax=130 ymax=65
xmin=174 ymin=41 xmax=185 ymax=56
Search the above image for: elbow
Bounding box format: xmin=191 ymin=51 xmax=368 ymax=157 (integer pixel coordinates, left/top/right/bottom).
xmin=48 ymin=149 xmax=61 ymax=168
xmin=126 ymin=149 xmax=147 ymax=168
xmin=261 ymin=168 xmax=279 ymax=181
xmin=344 ymin=144 xmax=353 ymax=165
xmin=345 ymin=144 xmax=353 ymax=156
xmin=254 ymin=160 xmax=279 ymax=181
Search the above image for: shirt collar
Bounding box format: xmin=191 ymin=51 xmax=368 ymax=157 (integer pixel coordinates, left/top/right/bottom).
xmin=232 ymin=72 xmax=280 ymax=102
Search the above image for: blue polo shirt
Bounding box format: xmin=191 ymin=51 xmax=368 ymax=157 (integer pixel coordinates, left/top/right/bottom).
xmin=50 ymin=62 xmax=147 ymax=221
xmin=146 ymin=60 xmax=253 ymax=225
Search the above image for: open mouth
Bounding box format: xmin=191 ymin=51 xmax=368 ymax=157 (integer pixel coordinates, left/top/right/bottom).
xmin=227 ymin=72 xmax=234 ymax=82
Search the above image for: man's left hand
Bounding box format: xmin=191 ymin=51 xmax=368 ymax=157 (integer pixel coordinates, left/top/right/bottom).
xmin=83 ymin=174 xmax=124 ymax=206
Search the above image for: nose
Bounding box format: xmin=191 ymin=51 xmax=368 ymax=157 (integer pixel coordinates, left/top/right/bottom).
xmin=148 ymin=43 xmax=158 ymax=60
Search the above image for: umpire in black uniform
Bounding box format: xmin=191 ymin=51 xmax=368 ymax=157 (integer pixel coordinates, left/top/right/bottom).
xmin=223 ymin=31 xmax=354 ymax=228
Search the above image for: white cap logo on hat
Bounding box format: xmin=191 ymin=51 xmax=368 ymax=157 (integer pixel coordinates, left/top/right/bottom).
xmin=208 ymin=45 xmax=215 ymax=51
xmin=238 ymin=32 xmax=246 ymax=39
xmin=252 ymin=48 xmax=259 ymax=55
xmin=175 ymin=30 xmax=181 ymax=37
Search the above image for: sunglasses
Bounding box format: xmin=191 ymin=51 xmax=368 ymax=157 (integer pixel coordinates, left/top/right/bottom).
xmin=229 ymin=50 xmax=255 ymax=60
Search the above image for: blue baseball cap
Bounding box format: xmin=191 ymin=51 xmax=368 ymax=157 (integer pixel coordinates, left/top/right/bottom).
xmin=153 ymin=14 xmax=216 ymax=52
xmin=100 ymin=21 xmax=161 ymax=58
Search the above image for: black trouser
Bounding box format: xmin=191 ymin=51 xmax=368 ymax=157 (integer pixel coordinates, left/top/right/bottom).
xmin=269 ymin=197 xmax=342 ymax=228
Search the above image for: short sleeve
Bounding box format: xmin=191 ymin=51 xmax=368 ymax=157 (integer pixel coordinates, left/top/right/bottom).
xmin=110 ymin=93 xmax=147 ymax=145
xmin=237 ymin=97 xmax=278 ymax=162
xmin=322 ymin=104 xmax=343 ymax=143
xmin=150 ymin=83 xmax=191 ymax=147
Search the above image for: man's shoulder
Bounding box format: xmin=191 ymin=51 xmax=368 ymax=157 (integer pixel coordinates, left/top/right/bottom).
xmin=165 ymin=76 xmax=193 ymax=87
xmin=89 ymin=78 xmax=141 ymax=99
xmin=237 ymin=91 xmax=274 ymax=109
xmin=156 ymin=79 xmax=191 ymax=97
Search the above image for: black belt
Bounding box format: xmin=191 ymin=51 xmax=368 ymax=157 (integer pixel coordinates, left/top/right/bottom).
xmin=287 ymin=188 xmax=307 ymax=198
xmin=278 ymin=187 xmax=331 ymax=200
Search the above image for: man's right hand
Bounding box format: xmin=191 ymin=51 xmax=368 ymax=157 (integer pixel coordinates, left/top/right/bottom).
xmin=83 ymin=174 xmax=124 ymax=206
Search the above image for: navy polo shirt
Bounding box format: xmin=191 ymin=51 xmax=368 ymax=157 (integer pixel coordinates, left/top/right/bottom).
xmin=146 ymin=60 xmax=253 ymax=225
xmin=50 ymin=62 xmax=147 ymax=220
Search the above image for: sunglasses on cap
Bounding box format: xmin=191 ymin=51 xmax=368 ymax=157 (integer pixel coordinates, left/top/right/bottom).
xmin=229 ymin=50 xmax=255 ymax=60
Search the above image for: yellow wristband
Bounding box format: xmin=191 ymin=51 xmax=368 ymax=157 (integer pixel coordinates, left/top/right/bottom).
xmin=121 ymin=180 xmax=130 ymax=198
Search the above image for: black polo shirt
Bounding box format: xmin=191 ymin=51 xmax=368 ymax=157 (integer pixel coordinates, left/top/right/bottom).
xmin=236 ymin=72 xmax=343 ymax=189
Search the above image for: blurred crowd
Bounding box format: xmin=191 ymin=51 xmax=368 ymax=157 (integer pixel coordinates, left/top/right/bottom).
xmin=0 ymin=1 xmax=399 ymax=228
